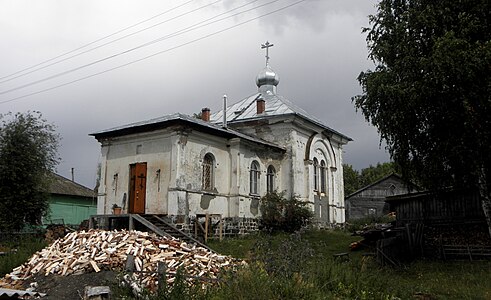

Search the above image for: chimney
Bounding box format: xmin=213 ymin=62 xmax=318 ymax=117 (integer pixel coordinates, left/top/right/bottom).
xmin=223 ymin=95 xmax=227 ymax=128
xmin=201 ymin=107 xmax=210 ymax=122
xmin=257 ymin=98 xmax=265 ymax=114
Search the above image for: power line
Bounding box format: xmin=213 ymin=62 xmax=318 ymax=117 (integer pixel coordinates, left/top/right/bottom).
xmin=0 ymin=0 xmax=220 ymax=85
xmin=0 ymin=0 xmax=307 ymax=105
xmin=0 ymin=0 xmax=200 ymax=82
xmin=0 ymin=0 xmax=278 ymax=96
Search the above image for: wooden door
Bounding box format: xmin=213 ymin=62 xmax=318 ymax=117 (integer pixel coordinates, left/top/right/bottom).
xmin=129 ymin=163 xmax=147 ymax=214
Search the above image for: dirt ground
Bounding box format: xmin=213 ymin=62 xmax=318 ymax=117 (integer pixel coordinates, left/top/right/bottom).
xmin=23 ymin=271 xmax=119 ymax=300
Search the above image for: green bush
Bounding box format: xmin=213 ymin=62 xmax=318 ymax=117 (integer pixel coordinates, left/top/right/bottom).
xmin=259 ymin=192 xmax=313 ymax=232
xmin=251 ymin=231 xmax=314 ymax=278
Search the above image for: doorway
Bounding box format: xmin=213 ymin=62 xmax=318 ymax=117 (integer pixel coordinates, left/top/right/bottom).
xmin=129 ymin=163 xmax=147 ymax=214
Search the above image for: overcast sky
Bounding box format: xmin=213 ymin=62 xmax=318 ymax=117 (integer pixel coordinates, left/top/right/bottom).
xmin=0 ymin=0 xmax=389 ymax=188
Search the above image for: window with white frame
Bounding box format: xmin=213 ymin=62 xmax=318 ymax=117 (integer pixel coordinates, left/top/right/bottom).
xmin=313 ymin=158 xmax=319 ymax=191
xmin=202 ymin=153 xmax=214 ymax=190
xmin=250 ymin=161 xmax=260 ymax=195
xmin=320 ymin=160 xmax=327 ymax=193
xmin=266 ymin=165 xmax=276 ymax=194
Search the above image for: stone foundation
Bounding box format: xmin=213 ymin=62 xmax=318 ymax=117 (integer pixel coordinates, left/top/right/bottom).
xmin=167 ymin=215 xmax=259 ymax=237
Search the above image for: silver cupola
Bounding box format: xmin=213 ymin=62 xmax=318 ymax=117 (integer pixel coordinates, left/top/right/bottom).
xmin=256 ymin=41 xmax=279 ymax=94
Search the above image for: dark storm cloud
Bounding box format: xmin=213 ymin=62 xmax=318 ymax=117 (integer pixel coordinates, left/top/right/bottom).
xmin=0 ymin=0 xmax=388 ymax=187
xmin=224 ymin=0 xmax=376 ymax=34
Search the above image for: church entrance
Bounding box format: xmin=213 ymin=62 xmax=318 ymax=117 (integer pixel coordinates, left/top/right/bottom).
xmin=314 ymin=194 xmax=329 ymax=224
xmin=129 ymin=162 xmax=147 ymax=214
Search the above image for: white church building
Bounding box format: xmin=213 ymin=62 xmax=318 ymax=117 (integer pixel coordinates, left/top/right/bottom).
xmin=91 ymin=43 xmax=351 ymax=233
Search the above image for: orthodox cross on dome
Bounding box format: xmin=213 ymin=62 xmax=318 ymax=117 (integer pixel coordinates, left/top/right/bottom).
xmin=261 ymin=41 xmax=274 ymax=66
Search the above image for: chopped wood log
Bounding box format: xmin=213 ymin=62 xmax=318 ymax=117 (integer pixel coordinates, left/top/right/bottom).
xmin=90 ymin=261 xmax=100 ymax=273
xmin=0 ymin=229 xmax=244 ymax=293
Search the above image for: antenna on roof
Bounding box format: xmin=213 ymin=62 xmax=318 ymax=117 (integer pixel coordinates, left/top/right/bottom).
xmin=223 ymin=94 xmax=227 ymax=129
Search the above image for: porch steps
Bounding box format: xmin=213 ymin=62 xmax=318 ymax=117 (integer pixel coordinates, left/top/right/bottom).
xmin=132 ymin=214 xmax=213 ymax=251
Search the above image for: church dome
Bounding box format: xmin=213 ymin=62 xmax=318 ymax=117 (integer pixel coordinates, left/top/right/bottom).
xmin=255 ymin=63 xmax=280 ymax=88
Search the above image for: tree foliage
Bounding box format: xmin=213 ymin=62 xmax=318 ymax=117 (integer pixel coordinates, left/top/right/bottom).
xmin=260 ymin=192 xmax=313 ymax=232
xmin=343 ymin=162 xmax=397 ymax=195
xmin=354 ymin=0 xmax=491 ymax=233
xmin=359 ymin=162 xmax=397 ymax=187
xmin=0 ymin=112 xmax=60 ymax=231
xmin=343 ymin=164 xmax=360 ymax=196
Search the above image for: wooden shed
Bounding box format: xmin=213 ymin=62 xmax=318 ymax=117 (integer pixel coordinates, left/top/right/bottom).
xmin=386 ymin=189 xmax=485 ymax=227
xmin=45 ymin=173 xmax=97 ymax=226
xmin=345 ymin=174 xmax=414 ymax=220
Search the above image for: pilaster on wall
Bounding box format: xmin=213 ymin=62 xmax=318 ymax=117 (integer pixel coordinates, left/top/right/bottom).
xmin=304 ymin=159 xmax=313 ymax=204
xmin=228 ymin=138 xmax=241 ymax=217
xmin=289 ymin=130 xmax=299 ymax=199
xmin=169 ymin=134 xmax=181 ymax=189
xmin=97 ymin=144 xmax=110 ymax=215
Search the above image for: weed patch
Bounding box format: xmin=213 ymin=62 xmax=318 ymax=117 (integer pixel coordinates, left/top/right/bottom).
xmin=0 ymin=235 xmax=46 ymax=277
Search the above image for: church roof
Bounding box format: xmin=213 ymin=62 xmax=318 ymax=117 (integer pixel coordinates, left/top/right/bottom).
xmin=210 ymin=91 xmax=352 ymax=142
xmin=209 ymin=46 xmax=351 ymax=142
xmin=90 ymin=113 xmax=285 ymax=151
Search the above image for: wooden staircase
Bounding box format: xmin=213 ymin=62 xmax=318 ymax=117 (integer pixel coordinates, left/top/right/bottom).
xmin=131 ymin=214 xmax=212 ymax=251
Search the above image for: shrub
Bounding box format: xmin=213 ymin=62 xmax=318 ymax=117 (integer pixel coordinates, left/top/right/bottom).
xmin=259 ymin=192 xmax=313 ymax=232
xmin=250 ymin=231 xmax=315 ymax=278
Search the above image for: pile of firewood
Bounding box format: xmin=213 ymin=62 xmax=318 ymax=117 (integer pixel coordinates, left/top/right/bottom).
xmin=0 ymin=229 xmax=242 ymax=292
xmin=45 ymin=224 xmax=68 ymax=243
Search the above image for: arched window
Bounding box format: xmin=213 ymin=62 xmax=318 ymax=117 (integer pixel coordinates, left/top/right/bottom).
xmin=266 ymin=165 xmax=276 ymax=194
xmin=313 ymin=158 xmax=319 ymax=191
xmin=202 ymin=153 xmax=214 ymax=190
xmin=320 ymin=160 xmax=327 ymax=193
xmin=250 ymin=161 xmax=260 ymax=195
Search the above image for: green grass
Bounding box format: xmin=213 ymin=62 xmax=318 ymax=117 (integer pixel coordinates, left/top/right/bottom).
xmin=0 ymin=235 xmax=47 ymax=277
xmin=3 ymin=230 xmax=490 ymax=299
xmin=208 ymin=230 xmax=491 ymax=300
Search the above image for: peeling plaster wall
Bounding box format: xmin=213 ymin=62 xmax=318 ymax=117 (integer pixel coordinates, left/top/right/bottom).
xmin=167 ymin=132 xmax=231 ymax=218
xmin=97 ymin=130 xmax=173 ymax=215
xmin=166 ymin=130 xmax=285 ymax=220
xmin=96 ymin=115 xmax=346 ymax=226
xmin=229 ymin=116 xmax=346 ymax=224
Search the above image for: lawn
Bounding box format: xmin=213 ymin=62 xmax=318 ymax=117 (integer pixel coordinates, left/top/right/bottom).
xmin=208 ymin=230 xmax=491 ymax=300
xmin=1 ymin=230 xmax=490 ymax=299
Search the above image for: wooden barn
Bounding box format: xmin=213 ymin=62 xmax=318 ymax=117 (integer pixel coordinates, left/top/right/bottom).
xmin=384 ymin=189 xmax=490 ymax=261
xmin=385 ymin=189 xmax=485 ymax=227
xmin=345 ymin=174 xmax=414 ymax=220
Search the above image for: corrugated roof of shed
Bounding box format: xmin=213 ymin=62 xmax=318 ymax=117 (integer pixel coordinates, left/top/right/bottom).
xmin=0 ymin=288 xmax=46 ymax=299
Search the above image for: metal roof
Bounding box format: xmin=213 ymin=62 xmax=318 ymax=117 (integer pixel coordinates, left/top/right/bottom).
xmin=50 ymin=173 xmax=96 ymax=198
xmin=210 ymin=91 xmax=352 ymax=141
xmin=0 ymin=288 xmax=46 ymax=299
xmin=91 ymin=113 xmax=285 ymax=151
